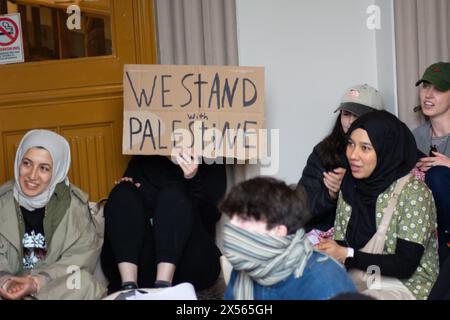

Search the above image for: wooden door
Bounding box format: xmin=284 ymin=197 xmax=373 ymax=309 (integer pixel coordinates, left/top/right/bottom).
xmin=0 ymin=0 xmax=157 ymax=201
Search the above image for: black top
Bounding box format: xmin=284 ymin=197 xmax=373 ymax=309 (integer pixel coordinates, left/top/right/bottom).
xmin=21 ymin=206 xmax=47 ymax=269
xmin=124 ymin=155 xmax=227 ymax=233
xmin=338 ymin=239 xmax=424 ymax=279
xmin=298 ymin=142 xmax=347 ymax=232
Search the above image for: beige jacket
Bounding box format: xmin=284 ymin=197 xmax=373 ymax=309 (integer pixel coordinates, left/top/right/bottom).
xmin=0 ymin=180 xmax=106 ymax=299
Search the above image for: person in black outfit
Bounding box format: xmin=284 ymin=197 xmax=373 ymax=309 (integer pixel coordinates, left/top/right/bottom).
xmin=298 ymin=84 xmax=384 ymax=232
xmin=101 ymin=152 xmax=226 ymax=293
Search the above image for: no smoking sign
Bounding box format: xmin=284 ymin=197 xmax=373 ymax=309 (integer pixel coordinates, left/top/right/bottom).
xmin=0 ymin=17 xmax=19 ymax=46
xmin=0 ymin=13 xmax=24 ymax=64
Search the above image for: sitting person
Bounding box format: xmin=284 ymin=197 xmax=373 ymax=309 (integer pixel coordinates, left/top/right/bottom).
xmin=298 ymin=84 xmax=384 ymax=232
xmin=0 ymin=129 xmax=106 ymax=300
xmin=220 ymin=176 xmax=357 ymax=300
xmin=413 ymin=62 xmax=450 ymax=265
xmin=101 ymin=152 xmax=226 ymax=293
xmin=318 ymin=111 xmax=439 ymax=300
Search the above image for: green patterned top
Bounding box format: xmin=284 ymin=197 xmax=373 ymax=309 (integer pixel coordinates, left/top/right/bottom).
xmin=334 ymin=175 xmax=439 ymax=300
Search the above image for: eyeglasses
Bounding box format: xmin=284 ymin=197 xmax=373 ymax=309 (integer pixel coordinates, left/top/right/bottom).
xmin=429 ymin=145 xmax=438 ymax=157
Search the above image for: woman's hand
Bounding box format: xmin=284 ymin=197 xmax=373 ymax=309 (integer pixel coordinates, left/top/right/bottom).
xmin=316 ymin=238 xmax=348 ymax=264
xmin=416 ymin=152 xmax=450 ymax=172
xmin=323 ymin=167 xmax=346 ymax=199
xmin=175 ymin=150 xmax=199 ymax=179
xmin=0 ymin=276 xmax=39 ymax=300
xmin=114 ymin=177 xmax=141 ymax=188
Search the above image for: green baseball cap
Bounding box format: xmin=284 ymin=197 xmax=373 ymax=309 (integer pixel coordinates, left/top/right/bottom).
xmin=415 ymin=62 xmax=450 ymax=91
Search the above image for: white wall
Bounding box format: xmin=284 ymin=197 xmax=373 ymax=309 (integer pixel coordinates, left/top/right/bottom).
xmin=236 ymin=0 xmax=396 ymax=184
xmin=375 ymin=0 xmax=398 ymax=116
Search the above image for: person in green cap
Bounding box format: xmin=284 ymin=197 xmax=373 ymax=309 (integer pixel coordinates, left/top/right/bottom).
xmin=413 ymin=62 xmax=450 ymax=266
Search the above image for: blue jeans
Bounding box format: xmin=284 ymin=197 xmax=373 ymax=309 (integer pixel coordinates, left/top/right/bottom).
xmin=425 ymin=166 xmax=450 ymax=266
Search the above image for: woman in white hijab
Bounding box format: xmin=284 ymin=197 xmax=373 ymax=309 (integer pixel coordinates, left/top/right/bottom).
xmin=0 ymin=129 xmax=106 ymax=300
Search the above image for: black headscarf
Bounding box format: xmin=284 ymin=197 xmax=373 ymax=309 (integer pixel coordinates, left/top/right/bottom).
xmin=341 ymin=111 xmax=418 ymax=249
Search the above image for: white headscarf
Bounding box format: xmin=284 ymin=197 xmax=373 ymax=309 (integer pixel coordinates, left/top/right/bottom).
xmin=13 ymin=129 xmax=71 ymax=211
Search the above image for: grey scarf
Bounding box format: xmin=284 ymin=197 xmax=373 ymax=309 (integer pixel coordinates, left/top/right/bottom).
xmin=223 ymin=223 xmax=314 ymax=300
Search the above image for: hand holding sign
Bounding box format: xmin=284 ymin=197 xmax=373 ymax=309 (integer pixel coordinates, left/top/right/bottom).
xmin=114 ymin=176 xmax=141 ymax=188
xmin=174 ymin=149 xmax=199 ymax=179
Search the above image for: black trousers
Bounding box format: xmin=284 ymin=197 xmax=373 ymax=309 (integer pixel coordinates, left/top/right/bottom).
xmin=101 ymin=181 xmax=221 ymax=292
xmin=428 ymin=255 xmax=450 ymax=300
xmin=424 ymin=166 xmax=450 ymax=266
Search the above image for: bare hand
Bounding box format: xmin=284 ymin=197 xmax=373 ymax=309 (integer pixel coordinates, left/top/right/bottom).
xmin=416 ymin=152 xmax=450 ymax=172
xmin=114 ymin=177 xmax=141 ymax=188
xmin=316 ymin=238 xmax=348 ymax=264
xmin=323 ymin=167 xmax=346 ymax=199
xmin=175 ymin=150 xmax=199 ymax=179
xmin=0 ymin=276 xmax=38 ymax=300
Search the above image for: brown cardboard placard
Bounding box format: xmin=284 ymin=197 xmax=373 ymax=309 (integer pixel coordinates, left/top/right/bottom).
xmin=123 ymin=64 xmax=265 ymax=159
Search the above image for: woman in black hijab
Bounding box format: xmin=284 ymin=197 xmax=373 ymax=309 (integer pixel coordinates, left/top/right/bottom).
xmin=318 ymin=111 xmax=439 ymax=300
xmin=341 ymin=110 xmax=417 ymax=250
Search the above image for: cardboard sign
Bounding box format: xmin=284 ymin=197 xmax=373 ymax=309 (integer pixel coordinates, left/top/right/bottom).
xmin=0 ymin=13 xmax=24 ymax=64
xmin=123 ymin=64 xmax=265 ymax=160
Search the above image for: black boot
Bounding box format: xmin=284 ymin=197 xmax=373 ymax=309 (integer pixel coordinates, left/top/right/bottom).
xmin=120 ymin=281 xmax=138 ymax=290
xmin=154 ymin=280 xmax=171 ymax=288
